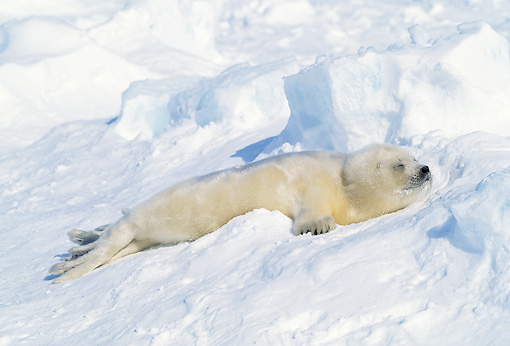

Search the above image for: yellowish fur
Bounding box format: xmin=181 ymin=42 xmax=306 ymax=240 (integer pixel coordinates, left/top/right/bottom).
xmin=50 ymin=144 xmax=431 ymax=283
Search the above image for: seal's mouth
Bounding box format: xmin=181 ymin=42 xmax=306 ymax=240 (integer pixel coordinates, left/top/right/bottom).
xmin=407 ymin=165 xmax=432 ymax=190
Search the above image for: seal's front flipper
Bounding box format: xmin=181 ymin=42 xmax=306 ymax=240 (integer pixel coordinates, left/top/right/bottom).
xmin=293 ymin=215 xmax=336 ymax=235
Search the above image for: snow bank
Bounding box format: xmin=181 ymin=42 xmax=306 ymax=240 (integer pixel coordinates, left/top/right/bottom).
xmin=114 ymin=59 xmax=299 ymax=146
xmin=114 ymin=21 xmax=510 ymax=158
xmin=3 ymin=0 xmax=510 ymax=344
xmin=270 ymin=21 xmax=510 ymax=153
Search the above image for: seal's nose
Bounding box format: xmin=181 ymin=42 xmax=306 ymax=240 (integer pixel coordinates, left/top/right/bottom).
xmin=421 ymin=165 xmax=430 ymax=174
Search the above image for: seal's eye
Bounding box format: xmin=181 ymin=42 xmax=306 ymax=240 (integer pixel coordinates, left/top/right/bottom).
xmin=394 ymin=163 xmax=405 ymax=169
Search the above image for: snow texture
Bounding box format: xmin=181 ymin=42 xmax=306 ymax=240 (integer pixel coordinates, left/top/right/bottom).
xmin=2 ymin=1 xmax=510 ymax=345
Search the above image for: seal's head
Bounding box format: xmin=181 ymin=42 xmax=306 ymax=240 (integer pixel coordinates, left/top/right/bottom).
xmin=342 ymin=144 xmax=431 ymax=218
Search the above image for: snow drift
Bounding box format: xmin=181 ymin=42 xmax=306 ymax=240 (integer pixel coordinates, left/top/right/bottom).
xmin=2 ymin=1 xmax=510 ymax=345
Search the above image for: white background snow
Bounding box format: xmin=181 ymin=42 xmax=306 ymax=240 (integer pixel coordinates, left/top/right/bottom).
xmin=1 ymin=0 xmax=510 ymax=345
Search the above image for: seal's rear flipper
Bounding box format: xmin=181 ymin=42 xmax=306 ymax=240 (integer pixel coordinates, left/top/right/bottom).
xmin=52 ymin=220 xmax=139 ymax=283
xmin=67 ymin=225 xmax=109 ymax=245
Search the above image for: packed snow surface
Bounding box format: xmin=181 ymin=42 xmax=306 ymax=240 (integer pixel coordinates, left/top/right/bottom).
xmin=2 ymin=1 xmax=510 ymax=345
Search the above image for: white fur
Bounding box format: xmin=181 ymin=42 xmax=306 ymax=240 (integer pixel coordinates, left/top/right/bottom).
xmin=50 ymin=144 xmax=431 ymax=283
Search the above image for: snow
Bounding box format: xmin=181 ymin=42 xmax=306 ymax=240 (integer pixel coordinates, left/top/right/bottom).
xmin=272 ymin=22 xmax=510 ymax=154
xmin=2 ymin=1 xmax=510 ymax=345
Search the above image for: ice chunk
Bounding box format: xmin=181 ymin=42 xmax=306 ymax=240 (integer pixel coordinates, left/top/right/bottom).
xmin=408 ymin=24 xmax=430 ymax=46
xmin=270 ymin=21 xmax=510 ymax=153
xmin=114 ymin=77 xmax=198 ymax=140
xmin=170 ymin=59 xmax=298 ymax=130
xmin=267 ymin=51 xmax=402 ymax=153
xmin=399 ymin=22 xmax=510 ymax=138
xmin=114 ymin=58 xmax=299 ymax=141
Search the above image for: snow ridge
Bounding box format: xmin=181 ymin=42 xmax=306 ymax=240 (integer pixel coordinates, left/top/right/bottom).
xmin=2 ymin=2 xmax=510 ymax=345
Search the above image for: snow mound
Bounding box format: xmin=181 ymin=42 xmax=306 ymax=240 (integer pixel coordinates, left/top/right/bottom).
xmin=441 ymin=170 xmax=510 ymax=256
xmin=0 ymin=17 xmax=159 ymax=153
xmin=88 ymin=0 xmax=226 ymax=64
xmin=114 ymin=59 xmax=299 ymax=143
xmin=269 ymin=21 xmax=510 ymax=153
xmin=0 ymin=17 xmax=86 ymax=63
